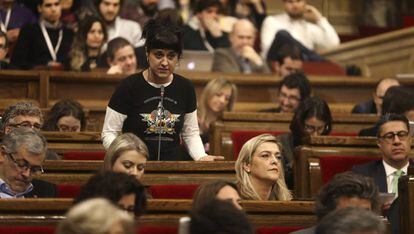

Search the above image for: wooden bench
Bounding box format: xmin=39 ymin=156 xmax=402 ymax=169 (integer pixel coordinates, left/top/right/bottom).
xmin=399 ymin=166 xmax=414 ymax=234
xmin=0 ymin=199 xmax=316 ymax=227
xmin=210 ymin=112 xmax=379 ymax=159
xmin=38 ymin=161 xmax=236 ymax=185
xmin=295 ymin=136 xmax=414 ymax=198
xmin=42 ymin=132 xmax=104 ymax=154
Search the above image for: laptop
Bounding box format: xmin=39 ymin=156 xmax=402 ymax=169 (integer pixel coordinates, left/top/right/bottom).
xmin=176 ymin=50 xmax=214 ymax=72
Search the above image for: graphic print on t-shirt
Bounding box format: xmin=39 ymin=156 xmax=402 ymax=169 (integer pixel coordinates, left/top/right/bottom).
xmin=140 ymin=105 xmax=180 ymax=135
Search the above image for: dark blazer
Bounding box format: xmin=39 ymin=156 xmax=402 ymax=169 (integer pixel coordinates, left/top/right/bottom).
xmin=352 ymin=99 xmax=377 ymax=114
xmin=25 ymin=179 xmax=57 ymax=198
xmin=352 ymin=160 xmax=387 ymax=192
xmin=211 ymin=48 xmax=270 ymax=73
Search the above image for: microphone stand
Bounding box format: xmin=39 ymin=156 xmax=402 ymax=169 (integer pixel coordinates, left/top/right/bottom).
xmin=157 ymin=85 xmax=165 ymax=161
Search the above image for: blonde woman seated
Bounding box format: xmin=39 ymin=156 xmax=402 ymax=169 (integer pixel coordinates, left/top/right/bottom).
xmin=235 ymin=134 xmax=292 ymax=200
xmin=103 ymin=133 xmax=149 ymax=181
xmin=198 ymin=78 xmax=237 ymax=150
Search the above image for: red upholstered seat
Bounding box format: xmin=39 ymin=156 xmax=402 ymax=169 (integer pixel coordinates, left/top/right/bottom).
xmin=256 ymin=226 xmax=303 ymax=234
xmin=63 ymin=151 xmax=105 ymax=160
xmin=0 ymin=226 xmax=55 ymax=234
xmin=302 ymin=62 xmax=346 ymax=76
xmin=148 ymin=184 xmax=199 ymax=199
xmin=57 ymin=184 xmax=83 ymax=198
xmin=320 ymin=155 xmax=381 ymax=184
xmin=232 ymin=131 xmax=287 ymax=159
xmin=139 ymin=226 xmax=178 ymax=234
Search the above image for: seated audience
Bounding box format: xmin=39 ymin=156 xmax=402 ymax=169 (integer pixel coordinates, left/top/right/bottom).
xmin=190 ymin=199 xmax=253 ymax=234
xmin=10 ymin=0 xmax=74 ymax=70
xmin=56 ymin=198 xmax=135 ymax=234
xmin=221 ymin=0 xmax=267 ymax=30
xmin=267 ymin=43 xmax=303 ymax=77
xmin=95 ymin=0 xmax=143 ymax=48
xmin=120 ymin=0 xmax=159 ymax=28
xmin=1 ymin=102 xmax=43 ymax=135
xmin=0 ymin=0 xmax=36 ymax=44
xmin=103 ymin=133 xmax=149 ymax=181
xmin=193 ymin=180 xmax=242 ymax=210
xmin=292 ymin=172 xmax=379 ymax=234
xmin=0 ymin=30 xmax=10 ymax=69
xmin=74 ymin=171 xmax=147 ymax=217
xmin=42 ymin=99 xmax=86 ymax=132
xmin=279 ymin=97 xmax=332 ymax=189
xmin=354 ymin=114 xmax=411 ymax=198
xmin=106 ymin=37 xmax=138 ymax=75
xmin=68 ymin=16 xmax=107 ymax=71
xmin=315 ymin=207 xmax=385 ymax=234
xmin=212 ymin=19 xmax=269 ymax=74
xmin=183 ymin=0 xmax=230 ymax=51
xmin=235 ymin=134 xmax=292 ymax=200
xmin=0 ymin=128 xmax=56 ymax=198
xmin=261 ymin=0 xmax=339 ymax=60
xmin=359 ymin=86 xmax=414 ymax=136
xmin=352 ymin=78 xmax=400 ymax=115
xmin=198 ymin=78 xmax=237 ymax=150
xmin=262 ymin=72 xmax=311 ymax=113
xmin=60 ymin=0 xmax=81 ymax=31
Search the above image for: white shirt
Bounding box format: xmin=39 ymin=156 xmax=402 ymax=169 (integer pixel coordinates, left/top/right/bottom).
xmin=382 ymin=160 xmax=409 ymax=193
xmin=106 ymin=17 xmax=144 ymax=48
xmin=260 ymin=13 xmax=340 ymax=58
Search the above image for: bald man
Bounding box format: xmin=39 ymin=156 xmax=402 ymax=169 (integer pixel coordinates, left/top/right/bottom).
xmin=211 ymin=19 xmax=270 ymax=74
xmin=352 ymin=78 xmax=400 ymax=115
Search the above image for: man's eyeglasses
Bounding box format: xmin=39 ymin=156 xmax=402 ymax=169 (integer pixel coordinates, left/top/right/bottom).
xmin=6 ymin=152 xmax=44 ymax=175
xmin=9 ymin=121 xmax=42 ymax=130
xmin=379 ymin=131 xmax=409 ymax=143
xmin=279 ymin=92 xmax=301 ymax=103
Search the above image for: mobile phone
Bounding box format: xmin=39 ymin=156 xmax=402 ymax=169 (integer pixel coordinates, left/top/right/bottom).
xmin=178 ymin=216 xmax=190 ymax=234
xmin=410 ymin=121 xmax=414 ymax=136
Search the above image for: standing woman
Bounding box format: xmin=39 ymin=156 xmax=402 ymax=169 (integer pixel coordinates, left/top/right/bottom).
xmin=102 ymin=19 xmax=223 ymax=161
xmin=68 ymin=16 xmax=107 ymax=71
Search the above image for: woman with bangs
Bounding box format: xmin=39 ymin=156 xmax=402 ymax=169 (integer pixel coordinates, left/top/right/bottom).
xmin=102 ymin=19 xmax=223 ymax=162
xmin=235 ymin=134 xmax=292 ymax=200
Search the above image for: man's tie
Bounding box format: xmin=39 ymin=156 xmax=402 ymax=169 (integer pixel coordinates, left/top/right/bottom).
xmin=392 ymin=169 xmax=404 ymax=197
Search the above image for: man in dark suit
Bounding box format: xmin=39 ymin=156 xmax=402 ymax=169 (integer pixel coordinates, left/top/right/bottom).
xmin=353 ymin=113 xmax=411 ymax=195
xmin=0 ymin=128 xmax=56 ymax=198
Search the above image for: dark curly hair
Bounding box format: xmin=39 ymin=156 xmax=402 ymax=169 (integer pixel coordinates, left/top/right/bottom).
xmin=74 ymin=171 xmax=147 ymax=217
xmin=42 ymin=99 xmax=86 ymax=131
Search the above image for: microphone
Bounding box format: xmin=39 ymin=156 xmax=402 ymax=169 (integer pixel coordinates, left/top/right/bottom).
xmin=157 ymin=85 xmax=165 ymax=161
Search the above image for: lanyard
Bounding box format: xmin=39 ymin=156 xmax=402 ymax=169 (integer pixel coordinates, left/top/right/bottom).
xmin=0 ymin=8 xmax=11 ymax=32
xmin=40 ymin=21 xmax=63 ymax=61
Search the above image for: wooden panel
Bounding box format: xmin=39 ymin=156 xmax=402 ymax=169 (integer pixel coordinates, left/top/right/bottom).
xmin=0 ymin=70 xmax=41 ymax=108
xmin=399 ymin=167 xmax=414 ymax=234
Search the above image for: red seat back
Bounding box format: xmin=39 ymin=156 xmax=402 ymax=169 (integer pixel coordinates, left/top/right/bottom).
xmin=63 ymin=151 xmax=106 ymax=160
xmin=256 ymin=226 xmax=303 ymax=234
xmin=57 ymin=184 xmax=83 ymax=198
xmin=231 ymin=131 xmax=287 ymax=160
xmin=302 ymin=62 xmax=346 ymax=76
xmin=320 ymin=155 xmax=381 ymax=184
xmin=0 ymin=226 xmax=55 ymax=234
xmin=148 ymin=184 xmax=199 ymax=199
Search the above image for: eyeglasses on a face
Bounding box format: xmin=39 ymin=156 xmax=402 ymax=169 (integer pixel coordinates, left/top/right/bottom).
xmin=9 ymin=121 xmax=42 ymax=130
xmin=5 ymin=152 xmax=44 ymax=175
xmin=379 ymin=131 xmax=409 ymax=143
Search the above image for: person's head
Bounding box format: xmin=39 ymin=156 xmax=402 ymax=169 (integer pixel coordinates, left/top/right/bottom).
xmin=103 ymin=133 xmax=149 ymax=181
xmin=0 ymin=128 xmax=47 ymax=194
xmin=156 ymin=8 xmax=184 ymax=27
xmin=0 ymin=30 xmax=8 ymax=61
xmin=37 ymin=0 xmax=62 ymax=24
xmin=381 ymin=86 xmax=414 ymax=121
xmin=95 ymin=0 xmax=123 ymax=23
xmin=315 ymin=172 xmax=379 ymax=221
xmin=42 ymin=99 xmax=85 ymax=132
xmin=290 ymin=97 xmax=332 ymax=145
xmin=1 ymin=102 xmax=43 ymax=134
xmin=142 ymin=19 xmax=183 ymax=83
xmin=195 ymin=0 xmax=221 ymax=25
xmin=278 ymin=72 xmax=311 ymax=113
xmin=193 ymin=181 xmax=242 ymax=210
xmin=140 ymin=0 xmax=159 ymax=16
xmin=315 ymin=207 xmax=385 ymax=234
xmin=375 ymin=113 xmax=411 ymax=169
xmin=283 ymin=0 xmax=307 ymax=19
xmin=373 ymin=78 xmax=400 ymax=115
xmin=74 ymin=171 xmax=147 ymax=217
xmin=229 ymin=19 xmax=256 ymax=54
xmin=107 ymin=37 xmax=137 ymax=75
xmin=275 ymin=44 xmax=303 ymax=77
xmin=200 ymin=78 xmax=237 ymax=116
xmin=235 ymin=134 xmax=292 ymax=200
xmin=56 ymin=198 xmax=135 ymax=234
xmin=79 ymin=16 xmax=107 ymax=51
xmin=190 ymin=199 xmax=254 ymax=234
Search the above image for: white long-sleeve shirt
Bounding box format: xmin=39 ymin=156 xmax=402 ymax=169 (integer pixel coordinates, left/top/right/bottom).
xmin=261 ymin=13 xmax=340 ymax=58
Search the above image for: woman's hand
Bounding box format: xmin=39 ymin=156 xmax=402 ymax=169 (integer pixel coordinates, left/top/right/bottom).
xmin=198 ymin=155 xmax=225 ymax=161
